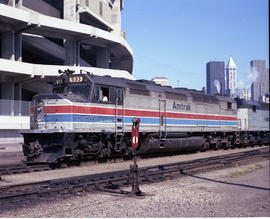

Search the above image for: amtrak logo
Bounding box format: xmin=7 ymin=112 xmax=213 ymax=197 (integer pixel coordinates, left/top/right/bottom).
xmin=173 ymin=101 xmax=191 ymax=111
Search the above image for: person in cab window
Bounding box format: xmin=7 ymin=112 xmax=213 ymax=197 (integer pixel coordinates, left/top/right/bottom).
xmin=102 ymin=95 xmax=108 ymax=102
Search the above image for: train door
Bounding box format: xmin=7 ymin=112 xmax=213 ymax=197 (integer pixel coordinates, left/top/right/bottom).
xmin=159 ymin=99 xmax=167 ymax=137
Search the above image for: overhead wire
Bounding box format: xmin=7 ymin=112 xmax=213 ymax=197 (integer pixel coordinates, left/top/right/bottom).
xmin=134 ymin=51 xmax=183 ymax=75
xmin=133 ymin=51 xmax=183 ymax=87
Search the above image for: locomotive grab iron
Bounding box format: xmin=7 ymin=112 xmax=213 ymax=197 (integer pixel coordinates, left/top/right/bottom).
xmin=22 ymin=70 xmax=270 ymax=163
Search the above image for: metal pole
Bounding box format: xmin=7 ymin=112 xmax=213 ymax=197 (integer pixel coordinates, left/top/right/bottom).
xmin=131 ymin=122 xmax=141 ymax=196
xmin=134 ymin=125 xmax=137 ymax=165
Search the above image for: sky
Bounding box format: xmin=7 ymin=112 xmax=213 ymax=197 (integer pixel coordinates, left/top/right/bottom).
xmin=121 ymin=0 xmax=269 ymax=90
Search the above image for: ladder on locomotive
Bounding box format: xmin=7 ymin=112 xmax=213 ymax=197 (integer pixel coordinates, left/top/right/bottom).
xmin=115 ymin=98 xmax=124 ymax=151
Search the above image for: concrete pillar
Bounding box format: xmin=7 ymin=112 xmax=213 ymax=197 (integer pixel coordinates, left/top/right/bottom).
xmin=15 ymin=33 xmax=22 ymax=61
xmin=64 ymin=0 xmax=79 ymax=22
xmin=63 ymin=0 xmax=81 ymax=66
xmin=16 ymin=0 xmax=23 ymax=8
xmin=64 ymin=40 xmax=80 ymax=66
xmin=1 ymin=31 xmax=15 ymax=60
xmin=1 ymin=31 xmax=22 ymax=61
xmin=15 ymin=83 xmax=22 ymax=115
xmin=96 ymin=47 xmax=110 ymax=69
xmin=7 ymin=0 xmax=15 ymax=7
xmin=15 ymin=83 xmax=22 ymax=100
xmin=111 ymin=0 xmax=122 ymax=36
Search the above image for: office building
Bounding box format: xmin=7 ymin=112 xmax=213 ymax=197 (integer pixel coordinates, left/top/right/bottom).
xmin=241 ymin=88 xmax=251 ymax=100
xmin=250 ymin=60 xmax=269 ymax=101
xmin=206 ymin=61 xmax=225 ymax=95
xmin=0 ymin=0 xmax=134 ymax=144
xmin=226 ymin=56 xmax=237 ymax=97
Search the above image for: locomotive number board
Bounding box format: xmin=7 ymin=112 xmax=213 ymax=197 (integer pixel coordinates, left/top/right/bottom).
xmin=69 ymin=76 xmax=83 ymax=83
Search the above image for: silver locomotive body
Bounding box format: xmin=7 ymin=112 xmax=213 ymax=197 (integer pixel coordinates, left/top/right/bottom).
xmin=22 ymin=70 xmax=268 ymax=163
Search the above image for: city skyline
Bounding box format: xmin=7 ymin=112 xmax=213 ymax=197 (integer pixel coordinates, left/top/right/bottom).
xmin=122 ymin=0 xmax=269 ymax=90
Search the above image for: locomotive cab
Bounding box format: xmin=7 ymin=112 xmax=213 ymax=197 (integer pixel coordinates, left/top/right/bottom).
xmin=53 ymin=70 xmax=93 ymax=103
xmin=53 ymin=70 xmax=124 ymax=105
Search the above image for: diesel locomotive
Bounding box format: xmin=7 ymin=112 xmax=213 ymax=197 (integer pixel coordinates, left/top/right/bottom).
xmin=22 ymin=70 xmax=269 ymax=163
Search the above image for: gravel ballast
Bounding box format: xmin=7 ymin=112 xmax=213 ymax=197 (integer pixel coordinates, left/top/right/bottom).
xmin=0 ymin=159 xmax=269 ymax=217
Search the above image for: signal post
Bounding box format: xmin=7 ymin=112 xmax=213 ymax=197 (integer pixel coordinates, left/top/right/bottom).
xmin=130 ymin=117 xmax=142 ymax=196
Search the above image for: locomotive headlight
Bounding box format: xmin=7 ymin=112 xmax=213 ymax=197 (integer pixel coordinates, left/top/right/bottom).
xmin=37 ymin=106 xmax=42 ymax=112
xmin=56 ymin=78 xmax=62 ymax=84
xmin=36 ymin=103 xmax=43 ymax=112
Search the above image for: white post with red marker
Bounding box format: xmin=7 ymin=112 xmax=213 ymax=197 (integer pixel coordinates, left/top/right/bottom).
xmin=130 ymin=117 xmax=142 ymax=196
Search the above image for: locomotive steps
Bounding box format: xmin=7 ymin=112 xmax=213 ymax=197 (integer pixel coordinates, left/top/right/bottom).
xmin=0 ymin=147 xmax=269 ymax=203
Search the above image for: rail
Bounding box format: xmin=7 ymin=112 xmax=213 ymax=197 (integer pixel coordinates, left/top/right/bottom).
xmin=0 ymin=147 xmax=268 ymax=203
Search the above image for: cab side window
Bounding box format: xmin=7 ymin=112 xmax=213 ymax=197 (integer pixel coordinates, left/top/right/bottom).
xmin=94 ymin=85 xmax=110 ymax=102
xmin=227 ymin=102 xmax=232 ymax=110
xmin=93 ymin=85 xmax=123 ymax=105
xmin=101 ymin=87 xmax=110 ymax=102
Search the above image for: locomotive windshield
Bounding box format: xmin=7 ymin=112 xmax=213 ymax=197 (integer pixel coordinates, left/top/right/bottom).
xmin=66 ymin=84 xmax=91 ymax=99
xmin=53 ymin=74 xmax=92 ymax=101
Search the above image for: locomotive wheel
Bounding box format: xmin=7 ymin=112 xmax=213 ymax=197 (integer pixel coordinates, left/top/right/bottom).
xmin=201 ymin=142 xmax=209 ymax=151
xmin=224 ymin=141 xmax=231 ymax=150
xmin=214 ymin=140 xmax=221 ymax=150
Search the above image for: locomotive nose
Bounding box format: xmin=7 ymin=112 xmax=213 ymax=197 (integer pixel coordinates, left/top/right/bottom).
xmin=30 ymin=94 xmax=71 ymax=130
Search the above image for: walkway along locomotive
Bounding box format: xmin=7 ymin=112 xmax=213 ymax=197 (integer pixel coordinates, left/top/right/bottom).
xmin=22 ymin=70 xmax=270 ymax=163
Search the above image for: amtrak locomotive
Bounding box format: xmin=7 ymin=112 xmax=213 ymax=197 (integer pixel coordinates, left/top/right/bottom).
xmin=22 ymin=70 xmax=269 ymax=163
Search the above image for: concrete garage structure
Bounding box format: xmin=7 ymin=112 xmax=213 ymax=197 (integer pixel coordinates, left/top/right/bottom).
xmin=0 ymin=0 xmax=134 ymax=144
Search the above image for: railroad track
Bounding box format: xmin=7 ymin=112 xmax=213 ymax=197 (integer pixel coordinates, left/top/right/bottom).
xmin=0 ymin=163 xmax=53 ymax=176
xmin=0 ymin=157 xmax=125 ymax=177
xmin=0 ymin=146 xmax=268 ymax=177
xmin=0 ymin=147 xmax=268 ymax=203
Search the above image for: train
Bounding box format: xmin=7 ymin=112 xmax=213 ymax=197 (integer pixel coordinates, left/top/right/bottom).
xmin=22 ymin=69 xmax=270 ymax=163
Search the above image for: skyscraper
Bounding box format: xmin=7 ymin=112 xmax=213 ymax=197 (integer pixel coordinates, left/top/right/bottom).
xmin=206 ymin=61 xmax=225 ymax=95
xmin=250 ymin=60 xmax=268 ymax=101
xmin=226 ymin=56 xmax=237 ymax=97
xmin=241 ymin=89 xmax=251 ymax=100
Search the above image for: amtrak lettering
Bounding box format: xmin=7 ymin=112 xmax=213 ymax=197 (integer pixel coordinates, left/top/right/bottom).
xmin=173 ymin=101 xmax=191 ymax=111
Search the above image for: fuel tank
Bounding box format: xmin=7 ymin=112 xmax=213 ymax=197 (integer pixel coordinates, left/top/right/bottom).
xmin=138 ymin=136 xmax=205 ymax=154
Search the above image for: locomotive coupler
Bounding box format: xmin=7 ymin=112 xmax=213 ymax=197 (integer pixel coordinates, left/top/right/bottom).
xmin=130 ymin=163 xmax=142 ymax=196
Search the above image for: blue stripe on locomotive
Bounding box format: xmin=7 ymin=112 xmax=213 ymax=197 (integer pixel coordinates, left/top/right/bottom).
xmin=43 ymin=114 xmax=237 ymax=126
